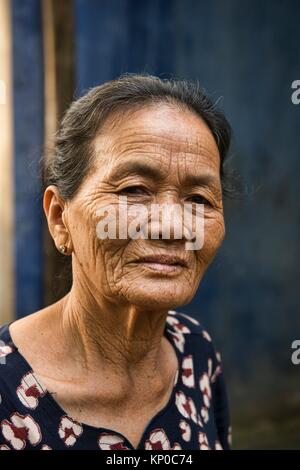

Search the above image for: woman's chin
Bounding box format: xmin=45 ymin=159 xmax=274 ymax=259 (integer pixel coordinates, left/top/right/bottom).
xmin=123 ymin=286 xmax=191 ymax=310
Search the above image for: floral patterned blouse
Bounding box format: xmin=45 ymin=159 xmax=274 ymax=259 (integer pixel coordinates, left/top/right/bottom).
xmin=0 ymin=310 xmax=231 ymax=450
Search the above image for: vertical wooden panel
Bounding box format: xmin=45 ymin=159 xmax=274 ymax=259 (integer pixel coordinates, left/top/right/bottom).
xmin=42 ymin=0 xmax=75 ymax=305
xmin=0 ymin=0 xmax=14 ymax=324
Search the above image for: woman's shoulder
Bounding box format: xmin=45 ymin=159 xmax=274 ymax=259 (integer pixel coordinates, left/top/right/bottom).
xmin=166 ymin=310 xmax=217 ymax=352
xmin=0 ymin=324 xmax=18 ymax=364
xmin=0 ymin=322 xmax=49 ymax=425
xmin=167 ymin=309 xmax=213 ymax=338
xmin=166 ymin=310 xmax=224 ymax=380
xmin=0 ymin=322 xmax=35 ymax=392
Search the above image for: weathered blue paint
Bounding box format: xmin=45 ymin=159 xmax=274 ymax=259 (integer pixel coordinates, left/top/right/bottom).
xmin=74 ymin=0 xmax=176 ymax=93
xmin=11 ymin=0 xmax=44 ymax=318
xmin=74 ymin=0 xmax=300 ymax=410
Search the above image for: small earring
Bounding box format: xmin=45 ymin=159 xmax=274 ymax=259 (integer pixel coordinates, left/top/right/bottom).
xmin=59 ymin=244 xmax=68 ymax=254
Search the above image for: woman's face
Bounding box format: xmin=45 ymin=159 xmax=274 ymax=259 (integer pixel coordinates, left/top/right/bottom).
xmin=63 ymin=104 xmax=225 ymax=309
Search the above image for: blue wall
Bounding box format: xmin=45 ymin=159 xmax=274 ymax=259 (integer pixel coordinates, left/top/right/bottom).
xmin=12 ymin=0 xmax=44 ymax=318
xmin=74 ymin=0 xmax=300 ymax=414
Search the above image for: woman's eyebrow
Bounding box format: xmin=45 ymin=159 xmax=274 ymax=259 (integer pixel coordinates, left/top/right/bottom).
xmin=106 ymin=161 xmax=164 ymax=182
xmin=183 ymin=173 xmax=220 ymax=190
xmin=106 ymin=160 xmax=220 ymax=189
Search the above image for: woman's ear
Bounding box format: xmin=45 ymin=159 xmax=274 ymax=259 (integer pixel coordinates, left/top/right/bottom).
xmin=43 ymin=185 xmax=73 ymax=254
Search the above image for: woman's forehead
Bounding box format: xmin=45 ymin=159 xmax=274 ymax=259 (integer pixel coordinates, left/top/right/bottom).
xmin=93 ymin=105 xmax=220 ymax=170
xmin=89 ymin=145 xmax=221 ymax=198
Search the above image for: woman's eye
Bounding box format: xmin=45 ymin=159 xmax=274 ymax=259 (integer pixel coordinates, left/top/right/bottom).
xmin=189 ymin=195 xmax=212 ymax=206
xmin=119 ymin=186 xmax=148 ymax=195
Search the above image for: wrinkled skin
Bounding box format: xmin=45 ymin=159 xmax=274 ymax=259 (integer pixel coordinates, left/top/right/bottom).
xmin=66 ymin=103 xmax=225 ymax=312
xmin=9 ymin=103 xmax=225 ymax=446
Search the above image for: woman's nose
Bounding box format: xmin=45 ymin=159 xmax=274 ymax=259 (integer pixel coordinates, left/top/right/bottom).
xmin=143 ymin=191 xmax=204 ymax=246
xmin=145 ymin=192 xmax=186 ymax=241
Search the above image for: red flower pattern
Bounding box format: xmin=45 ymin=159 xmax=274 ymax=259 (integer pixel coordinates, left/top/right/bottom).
xmin=1 ymin=413 xmax=41 ymax=449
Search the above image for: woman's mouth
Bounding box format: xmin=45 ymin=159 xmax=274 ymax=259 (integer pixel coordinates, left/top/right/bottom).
xmin=133 ymin=254 xmax=187 ymax=274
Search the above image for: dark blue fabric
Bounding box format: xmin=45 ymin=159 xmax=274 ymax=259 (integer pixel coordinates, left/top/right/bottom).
xmin=0 ymin=311 xmax=231 ymax=450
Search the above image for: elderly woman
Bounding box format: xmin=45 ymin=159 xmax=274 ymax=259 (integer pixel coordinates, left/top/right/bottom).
xmin=0 ymin=74 xmax=232 ymax=450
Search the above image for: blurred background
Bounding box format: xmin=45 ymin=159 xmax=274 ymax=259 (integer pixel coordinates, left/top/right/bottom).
xmin=0 ymin=0 xmax=300 ymax=449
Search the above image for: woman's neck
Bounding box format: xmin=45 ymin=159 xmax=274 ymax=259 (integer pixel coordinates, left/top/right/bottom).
xmin=58 ymin=284 xmax=171 ymax=384
xmin=9 ymin=284 xmax=178 ymax=406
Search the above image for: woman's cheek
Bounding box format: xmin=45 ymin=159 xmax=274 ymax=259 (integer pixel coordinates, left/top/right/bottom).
xmin=196 ymin=214 xmax=225 ymax=266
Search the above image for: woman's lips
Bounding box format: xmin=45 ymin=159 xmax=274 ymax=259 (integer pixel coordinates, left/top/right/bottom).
xmin=138 ymin=261 xmax=183 ymax=273
xmin=133 ymin=254 xmax=187 ymax=274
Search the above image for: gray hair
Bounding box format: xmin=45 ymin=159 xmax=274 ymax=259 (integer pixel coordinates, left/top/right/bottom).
xmin=42 ymin=73 xmax=232 ymax=200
